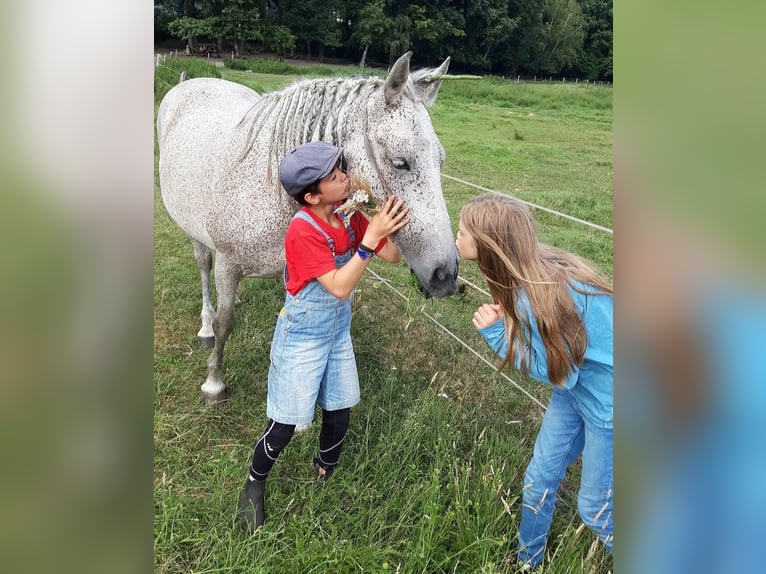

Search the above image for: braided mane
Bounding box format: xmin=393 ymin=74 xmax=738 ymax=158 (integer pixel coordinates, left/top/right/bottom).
xmin=237 ymin=73 xmax=428 ymax=174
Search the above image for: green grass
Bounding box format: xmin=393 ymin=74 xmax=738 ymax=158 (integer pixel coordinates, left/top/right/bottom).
xmin=154 ymin=62 xmax=612 ymax=573
xmin=154 ymin=57 xmax=222 ymax=103
xmin=224 ymin=56 xmax=384 ymax=79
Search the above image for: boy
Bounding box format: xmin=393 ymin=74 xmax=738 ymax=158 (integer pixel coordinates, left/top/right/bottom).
xmin=237 ymin=141 xmax=409 ymax=532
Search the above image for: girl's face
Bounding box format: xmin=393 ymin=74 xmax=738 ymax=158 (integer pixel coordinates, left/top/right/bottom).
xmin=455 ymin=216 xmax=478 ymax=260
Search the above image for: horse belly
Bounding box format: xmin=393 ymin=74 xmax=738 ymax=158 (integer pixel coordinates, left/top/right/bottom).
xmin=157 ymin=78 xmax=261 ymax=249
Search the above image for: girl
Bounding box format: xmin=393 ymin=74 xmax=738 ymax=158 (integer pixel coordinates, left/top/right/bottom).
xmin=237 ymin=141 xmax=409 ymax=533
xmin=456 ymin=194 xmax=613 ymax=568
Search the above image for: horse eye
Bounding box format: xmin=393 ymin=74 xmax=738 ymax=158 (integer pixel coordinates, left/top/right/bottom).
xmin=391 ymin=157 xmax=410 ymax=171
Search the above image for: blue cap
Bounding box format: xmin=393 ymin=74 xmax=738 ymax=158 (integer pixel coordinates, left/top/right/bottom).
xmin=279 ymin=142 xmax=342 ymax=197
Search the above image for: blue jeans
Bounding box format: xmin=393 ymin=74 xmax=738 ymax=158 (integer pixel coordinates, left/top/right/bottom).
xmin=518 ymin=388 xmax=613 ymax=566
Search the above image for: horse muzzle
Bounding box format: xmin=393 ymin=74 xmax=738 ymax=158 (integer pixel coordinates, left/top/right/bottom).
xmin=411 ymin=257 xmax=459 ymax=298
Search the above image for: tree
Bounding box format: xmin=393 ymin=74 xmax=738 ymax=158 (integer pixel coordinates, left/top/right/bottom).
xmin=349 ymin=0 xmax=390 ymax=67
xmin=384 ymin=13 xmax=413 ymax=65
xmin=579 ymin=0 xmax=612 ymax=80
xmin=215 ymin=0 xmax=265 ymax=56
xmin=499 ymin=0 xmax=546 ymax=75
xmin=281 ymin=0 xmax=343 ymax=59
xmin=168 ymin=16 xmax=213 ymax=53
xmin=538 ymin=0 xmax=585 ymax=74
xmin=408 ymin=2 xmax=465 ymax=62
xmin=155 ymin=0 xmax=185 ymax=42
xmin=448 ymin=0 xmax=518 ymax=72
xmin=381 ymin=2 xmax=464 ymax=66
xmin=262 ymin=22 xmax=296 ymax=57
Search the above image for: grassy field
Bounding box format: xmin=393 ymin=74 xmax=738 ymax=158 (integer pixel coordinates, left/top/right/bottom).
xmin=154 ymin=58 xmax=612 ymax=573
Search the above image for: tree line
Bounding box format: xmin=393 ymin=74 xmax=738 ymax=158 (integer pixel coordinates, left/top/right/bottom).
xmin=155 ymin=0 xmax=612 ymax=81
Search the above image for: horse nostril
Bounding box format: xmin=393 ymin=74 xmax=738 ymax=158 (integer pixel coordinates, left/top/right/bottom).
xmin=432 ymin=262 xmax=458 ymax=283
xmin=428 ymin=263 xmax=459 ymax=297
xmin=431 ymin=266 xmax=456 ymax=287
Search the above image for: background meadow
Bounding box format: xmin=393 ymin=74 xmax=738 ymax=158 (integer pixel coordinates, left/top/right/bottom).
xmin=154 ymin=57 xmax=612 ymax=573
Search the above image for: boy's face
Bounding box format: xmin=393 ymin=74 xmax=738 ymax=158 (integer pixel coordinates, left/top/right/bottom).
xmin=315 ymin=161 xmax=350 ymax=204
xmin=455 ymin=216 xmax=478 ymax=260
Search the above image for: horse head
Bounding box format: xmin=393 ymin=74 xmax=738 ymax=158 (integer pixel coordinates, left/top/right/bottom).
xmin=344 ymin=52 xmax=459 ymax=298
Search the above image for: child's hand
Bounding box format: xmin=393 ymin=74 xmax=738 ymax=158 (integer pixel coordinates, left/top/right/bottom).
xmin=472 ymin=303 xmax=504 ymax=329
xmin=363 ymin=196 xmax=410 ymax=245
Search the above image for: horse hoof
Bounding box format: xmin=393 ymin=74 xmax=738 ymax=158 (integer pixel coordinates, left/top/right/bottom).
xmin=198 ymin=335 xmax=215 ymax=348
xmin=202 ymin=390 xmax=228 ymax=406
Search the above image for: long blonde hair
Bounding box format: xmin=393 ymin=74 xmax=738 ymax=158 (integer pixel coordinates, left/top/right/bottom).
xmin=460 ymin=194 xmax=612 ymax=386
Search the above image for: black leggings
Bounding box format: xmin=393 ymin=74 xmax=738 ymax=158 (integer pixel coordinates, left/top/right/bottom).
xmin=248 ymin=408 xmax=351 ymax=480
xmin=316 ymin=407 xmax=351 ymax=472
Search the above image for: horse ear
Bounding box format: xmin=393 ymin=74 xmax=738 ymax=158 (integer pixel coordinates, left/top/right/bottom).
xmin=384 ymin=51 xmax=413 ymax=105
xmin=412 ymin=56 xmax=451 ymax=108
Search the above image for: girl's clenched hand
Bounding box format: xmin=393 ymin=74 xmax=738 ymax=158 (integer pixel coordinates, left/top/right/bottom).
xmin=472 ymin=303 xmax=504 ymax=329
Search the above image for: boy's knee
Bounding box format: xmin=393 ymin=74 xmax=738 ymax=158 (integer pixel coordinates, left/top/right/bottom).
xmin=264 ymin=420 xmax=296 ymax=453
xmin=322 ymin=407 xmax=350 ymax=430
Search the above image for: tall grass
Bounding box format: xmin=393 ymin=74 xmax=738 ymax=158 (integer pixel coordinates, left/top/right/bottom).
xmin=224 ymin=56 xmax=384 ymax=79
xmin=154 ymin=63 xmax=612 ymax=573
xmin=154 ymin=57 xmax=221 ymax=103
xmin=441 ymin=76 xmax=612 ymax=112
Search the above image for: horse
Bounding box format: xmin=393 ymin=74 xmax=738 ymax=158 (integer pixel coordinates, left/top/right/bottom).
xmin=157 ymin=52 xmax=459 ymax=405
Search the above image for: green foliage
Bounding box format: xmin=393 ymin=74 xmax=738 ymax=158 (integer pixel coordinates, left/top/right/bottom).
xmin=154 ymin=1 xmax=182 ymax=42
xmin=261 ymin=22 xmax=296 ymax=55
xmin=407 ymin=3 xmax=465 ymax=45
xmin=223 ymin=56 xmax=249 ymax=71
xmin=579 ymin=0 xmax=613 ymax=80
xmin=281 ymin=0 xmax=343 ymax=53
xmin=167 ymin=16 xmax=212 ymax=40
xmin=162 ymin=0 xmax=611 ymax=80
xmin=215 ymin=1 xmax=264 ymax=44
xmin=154 ymin=58 xmax=221 ymax=103
xmin=239 ymin=57 xmax=303 ymax=75
xmin=539 ymin=0 xmax=586 ymax=74
xmin=350 ymin=0 xmax=390 ymax=52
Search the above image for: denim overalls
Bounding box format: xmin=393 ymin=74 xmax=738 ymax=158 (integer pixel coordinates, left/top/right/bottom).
xmin=266 ymin=210 xmax=361 ymax=425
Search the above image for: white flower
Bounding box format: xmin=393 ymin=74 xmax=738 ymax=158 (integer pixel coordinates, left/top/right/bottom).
xmin=351 ymin=190 xmax=370 ymax=204
xmin=334 ymin=177 xmax=379 ymax=217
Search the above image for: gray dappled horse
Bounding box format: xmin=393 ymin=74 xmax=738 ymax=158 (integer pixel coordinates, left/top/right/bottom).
xmin=157 ymin=52 xmax=459 ymax=405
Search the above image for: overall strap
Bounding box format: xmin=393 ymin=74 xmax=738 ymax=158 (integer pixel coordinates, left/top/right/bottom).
xmin=284 ymin=210 xmax=353 ymax=287
xmin=292 ymin=210 xmax=336 ymax=254
xmin=337 ymin=210 xmax=356 ymax=246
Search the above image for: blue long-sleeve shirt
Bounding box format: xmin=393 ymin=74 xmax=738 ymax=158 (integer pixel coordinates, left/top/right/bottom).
xmin=477 ymin=281 xmax=613 ymax=428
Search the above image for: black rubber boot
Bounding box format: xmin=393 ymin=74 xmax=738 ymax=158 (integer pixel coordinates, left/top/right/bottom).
xmin=313 ymin=458 xmax=335 ymax=480
xmin=236 ymin=478 xmax=266 ymax=533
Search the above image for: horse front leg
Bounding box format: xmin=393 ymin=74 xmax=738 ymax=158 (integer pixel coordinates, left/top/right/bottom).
xmin=201 ymin=255 xmax=241 ymax=405
xmin=191 ymin=238 xmax=216 ymax=348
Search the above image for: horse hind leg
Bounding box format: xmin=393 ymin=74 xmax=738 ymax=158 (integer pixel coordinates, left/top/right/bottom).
xmin=191 ymin=238 xmax=216 ymax=348
xmin=201 ymin=254 xmax=241 ymax=405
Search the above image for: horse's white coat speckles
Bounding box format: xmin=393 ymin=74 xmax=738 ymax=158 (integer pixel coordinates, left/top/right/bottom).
xmin=157 ymin=52 xmax=458 ymax=403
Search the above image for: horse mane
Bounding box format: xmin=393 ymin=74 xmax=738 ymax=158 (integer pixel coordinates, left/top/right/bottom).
xmin=239 ymin=74 xmax=429 ymax=161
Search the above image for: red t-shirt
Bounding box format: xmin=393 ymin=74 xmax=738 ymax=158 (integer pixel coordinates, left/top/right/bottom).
xmin=284 ymin=207 xmax=385 ymax=295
